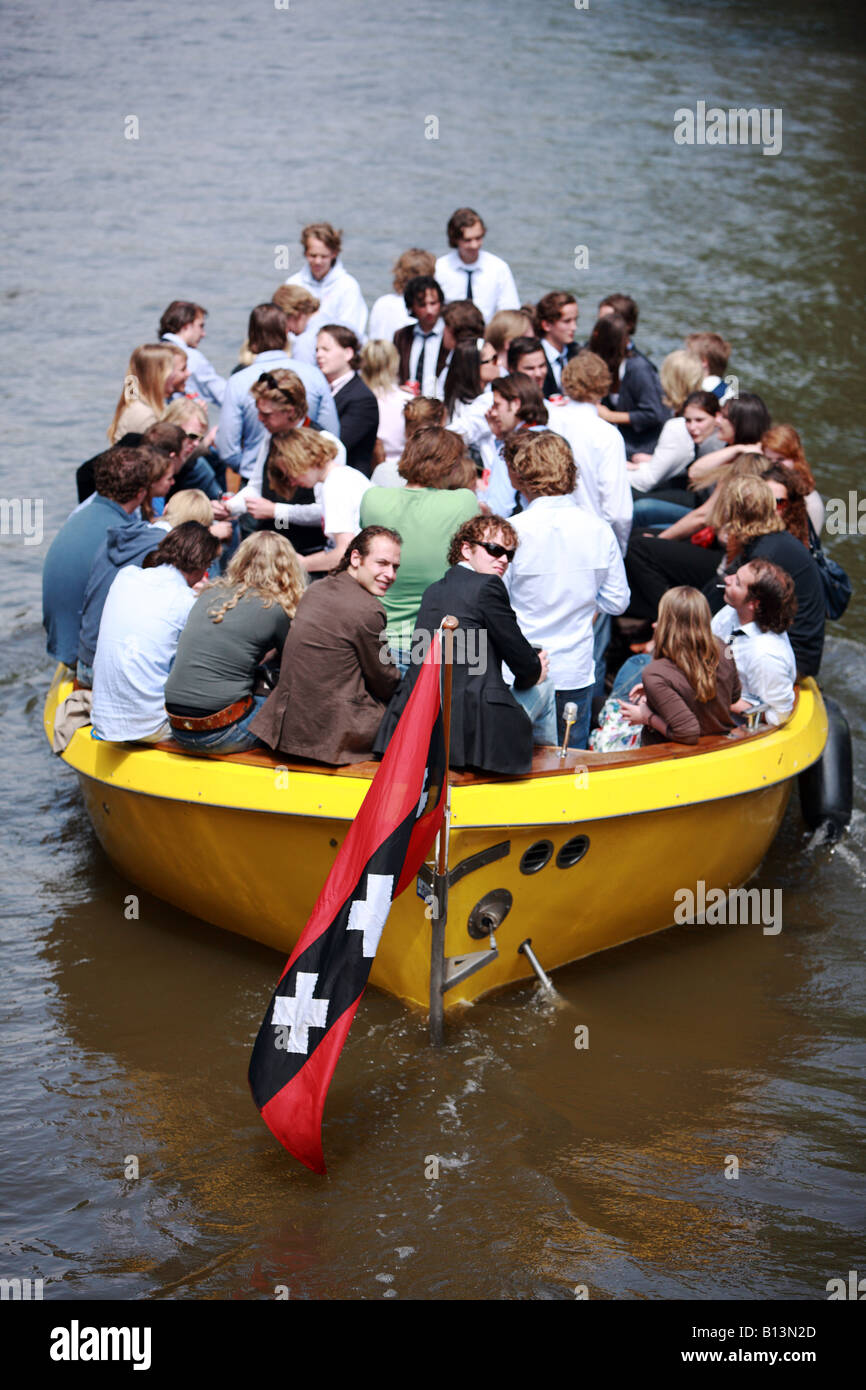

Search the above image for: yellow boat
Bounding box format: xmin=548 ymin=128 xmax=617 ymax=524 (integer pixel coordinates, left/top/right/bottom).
xmin=44 ymin=666 xmax=828 ymax=1018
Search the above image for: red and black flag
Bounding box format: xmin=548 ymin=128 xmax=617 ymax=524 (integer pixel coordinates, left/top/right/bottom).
xmin=248 ymin=633 xmax=447 ymax=1173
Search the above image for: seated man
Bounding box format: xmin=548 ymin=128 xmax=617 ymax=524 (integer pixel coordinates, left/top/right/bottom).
xmin=685 ymin=331 xmax=733 ymax=402
xmin=376 ymin=515 xmax=555 ymax=775
xmin=43 ymin=446 xmax=151 ymax=667
xmin=505 ymin=431 xmax=630 ymax=749
xmin=711 ymin=558 xmax=797 ymax=726
xmin=393 ymin=275 xmax=448 ymax=396
xmin=250 ymin=526 xmax=402 ymax=765
xmin=91 ymin=522 xmax=220 ymax=744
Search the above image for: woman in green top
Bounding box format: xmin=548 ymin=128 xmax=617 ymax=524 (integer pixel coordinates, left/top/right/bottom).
xmin=359 ymin=426 xmax=478 ymax=667
xmin=165 ymin=532 xmax=307 ymax=754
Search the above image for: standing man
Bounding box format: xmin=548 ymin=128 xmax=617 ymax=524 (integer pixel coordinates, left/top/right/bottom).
xmin=215 ymin=304 xmax=339 ymax=481
xmin=393 ymin=276 xmax=448 ymax=396
xmin=159 ymin=301 xmax=226 ymax=406
xmin=435 ymin=208 xmax=520 ymax=321
xmin=251 ymin=526 xmax=402 ymax=766
xmin=285 ymin=221 xmax=368 ymax=362
xmin=505 ymin=431 xmax=630 ymax=749
xmin=537 ymin=292 xmax=579 ymax=397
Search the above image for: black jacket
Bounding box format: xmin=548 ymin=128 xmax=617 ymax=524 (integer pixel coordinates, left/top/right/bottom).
xmin=609 ymin=352 xmax=670 ymax=458
xmin=333 ymin=373 xmax=379 ymax=477
xmin=375 ymin=565 xmax=542 ymax=775
xmin=541 ymin=342 xmax=578 ymax=400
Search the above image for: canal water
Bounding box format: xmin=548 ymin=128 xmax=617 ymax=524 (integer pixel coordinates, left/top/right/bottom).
xmin=1 ymin=0 xmax=864 ymax=1300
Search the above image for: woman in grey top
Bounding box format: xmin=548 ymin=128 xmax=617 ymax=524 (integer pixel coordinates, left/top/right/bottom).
xmin=165 ymin=533 xmax=307 ymax=754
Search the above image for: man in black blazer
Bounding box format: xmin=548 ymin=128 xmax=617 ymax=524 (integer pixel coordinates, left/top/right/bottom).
xmin=537 ymin=291 xmax=579 ymax=398
xmin=375 ymin=516 xmax=555 ymax=775
xmin=393 ymin=275 xmax=448 ymax=394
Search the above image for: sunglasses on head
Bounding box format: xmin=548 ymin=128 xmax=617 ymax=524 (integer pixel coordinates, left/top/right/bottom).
xmin=478 ymin=539 xmax=515 ymax=562
xmin=184 ymin=431 xmax=203 ymax=442
xmin=259 ymin=371 xmax=294 ymax=402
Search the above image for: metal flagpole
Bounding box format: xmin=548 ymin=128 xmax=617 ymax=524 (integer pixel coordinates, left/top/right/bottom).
xmin=428 ymin=616 xmax=457 ymax=1047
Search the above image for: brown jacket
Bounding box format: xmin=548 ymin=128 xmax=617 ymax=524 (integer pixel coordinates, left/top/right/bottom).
xmin=641 ymin=639 xmax=741 ymax=745
xmin=250 ymin=570 xmax=400 ymax=765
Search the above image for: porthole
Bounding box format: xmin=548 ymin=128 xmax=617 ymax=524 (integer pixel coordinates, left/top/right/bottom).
xmin=557 ymin=835 xmax=590 ymax=868
xmin=519 ymin=839 xmax=554 ymax=874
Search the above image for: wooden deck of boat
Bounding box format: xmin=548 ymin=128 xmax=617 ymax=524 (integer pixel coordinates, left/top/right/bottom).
xmin=147 ymin=693 xmax=792 ymax=785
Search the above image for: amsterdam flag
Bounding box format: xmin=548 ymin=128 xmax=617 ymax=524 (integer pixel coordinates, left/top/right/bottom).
xmin=248 ymin=633 xmax=447 ymax=1173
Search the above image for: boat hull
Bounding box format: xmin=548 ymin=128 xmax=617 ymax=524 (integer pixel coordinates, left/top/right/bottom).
xmin=48 ymin=655 xmax=827 ymax=1009
xmin=75 ymin=768 xmax=792 ymax=1007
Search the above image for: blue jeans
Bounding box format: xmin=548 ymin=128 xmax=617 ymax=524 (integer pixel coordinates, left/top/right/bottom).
xmin=512 ymin=679 xmax=558 ymax=745
xmin=169 ymin=695 xmax=267 ymax=754
xmin=611 ymin=652 xmax=652 ymax=700
xmin=631 ymin=498 xmax=692 ymax=528
xmin=555 ymin=686 xmax=593 ymax=750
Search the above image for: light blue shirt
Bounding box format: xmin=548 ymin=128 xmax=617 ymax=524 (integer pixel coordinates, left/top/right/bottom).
xmin=215 ymin=350 xmax=340 ymax=476
xmin=161 ymin=332 xmax=227 ymax=406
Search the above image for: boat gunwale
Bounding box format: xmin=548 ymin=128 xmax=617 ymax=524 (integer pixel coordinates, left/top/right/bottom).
xmin=45 ymin=669 xmax=828 ymax=827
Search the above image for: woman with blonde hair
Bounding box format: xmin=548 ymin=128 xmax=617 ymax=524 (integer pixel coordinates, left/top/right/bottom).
xmin=360 ymin=339 xmax=415 ymax=486
xmin=164 ymin=532 xmax=307 ymax=754
xmin=620 ymin=586 xmax=740 ymax=745
xmin=108 ymin=344 xmax=188 ymax=443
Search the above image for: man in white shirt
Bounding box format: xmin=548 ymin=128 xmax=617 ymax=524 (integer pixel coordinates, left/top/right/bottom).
xmin=91 ymin=522 xmax=220 ymax=743
xmin=159 ymin=300 xmax=226 ymax=406
xmin=547 ymin=351 xmax=633 ymax=555
xmin=267 ymin=428 xmax=371 ymax=575
xmin=505 ymin=431 xmax=630 ymax=749
xmin=711 ymin=559 xmax=798 ymax=726
xmin=546 ymin=350 xmax=634 ymax=699
xmin=285 ymin=221 xmax=368 ymax=362
xmin=435 ymin=208 xmax=520 ymax=322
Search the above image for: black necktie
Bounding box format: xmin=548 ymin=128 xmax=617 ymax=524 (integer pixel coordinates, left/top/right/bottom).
xmin=417 ymin=332 xmax=433 ymax=387
xmin=465 ymin=269 xmax=474 ymax=301
xmin=731 ymin=628 xmax=748 ymax=638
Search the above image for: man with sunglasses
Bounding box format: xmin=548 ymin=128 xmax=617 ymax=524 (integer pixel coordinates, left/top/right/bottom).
xmin=375 ymin=515 xmax=555 ymax=775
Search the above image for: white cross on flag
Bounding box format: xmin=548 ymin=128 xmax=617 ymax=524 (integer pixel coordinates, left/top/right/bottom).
xmin=271 ymin=972 xmax=330 ymax=1053
xmin=347 ymin=874 xmax=394 ymax=957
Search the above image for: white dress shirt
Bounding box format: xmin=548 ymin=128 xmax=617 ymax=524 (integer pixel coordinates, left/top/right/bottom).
xmin=91 ymin=565 xmax=196 ymax=741
xmin=434 ymin=248 xmax=520 ymax=321
xmin=367 ymin=292 xmax=413 ymax=342
xmin=316 ymin=464 xmax=371 ymax=540
xmin=447 ymin=387 xmax=493 ymax=441
xmin=374 ymin=386 xmax=414 ymax=465
xmin=711 ymin=608 xmax=797 ymax=726
xmin=506 ymin=495 xmax=630 ymax=689
xmin=408 ymin=319 xmax=445 ymax=397
xmin=224 ymin=429 xmax=345 ymax=529
xmin=626 ymin=416 xmax=695 ymax=493
xmin=546 ymin=400 xmax=633 ymax=554
xmin=161 ymin=332 xmax=226 ymax=406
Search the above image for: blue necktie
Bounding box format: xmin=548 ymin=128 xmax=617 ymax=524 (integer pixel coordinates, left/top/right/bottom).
xmin=465 ymin=269 xmax=474 ymax=301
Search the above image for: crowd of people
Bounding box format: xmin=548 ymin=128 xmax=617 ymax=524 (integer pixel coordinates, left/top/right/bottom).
xmin=43 ymin=207 xmax=832 ymax=774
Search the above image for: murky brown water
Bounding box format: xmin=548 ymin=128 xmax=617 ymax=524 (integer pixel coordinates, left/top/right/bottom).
xmin=2 ymin=0 xmax=865 ymax=1302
